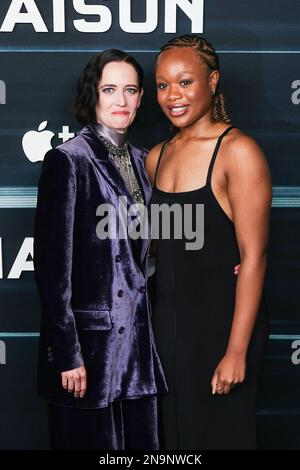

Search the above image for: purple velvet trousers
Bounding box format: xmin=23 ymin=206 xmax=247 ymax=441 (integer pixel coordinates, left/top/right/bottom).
xmin=48 ymin=395 xmax=158 ymax=450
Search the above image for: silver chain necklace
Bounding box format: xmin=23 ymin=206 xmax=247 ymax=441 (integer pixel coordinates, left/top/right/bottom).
xmin=99 ymin=135 xmax=144 ymax=206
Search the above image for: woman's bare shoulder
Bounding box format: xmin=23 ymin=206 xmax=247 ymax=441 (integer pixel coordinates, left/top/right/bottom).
xmin=223 ymin=128 xmax=268 ymax=171
xmin=221 ymin=128 xmax=271 ymax=202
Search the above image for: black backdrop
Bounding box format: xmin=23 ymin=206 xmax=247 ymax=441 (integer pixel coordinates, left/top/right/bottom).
xmin=0 ymin=0 xmax=299 ymax=449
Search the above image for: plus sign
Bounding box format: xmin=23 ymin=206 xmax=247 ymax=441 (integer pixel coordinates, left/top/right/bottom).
xmin=58 ymin=126 xmax=75 ymax=142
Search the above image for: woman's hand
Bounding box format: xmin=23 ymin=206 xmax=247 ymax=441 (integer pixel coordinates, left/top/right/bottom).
xmin=211 ymin=351 xmax=246 ymax=395
xmin=61 ymin=366 xmax=87 ymax=398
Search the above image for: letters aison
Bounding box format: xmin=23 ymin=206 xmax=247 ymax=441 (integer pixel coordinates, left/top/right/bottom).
xmin=0 ymin=0 xmax=204 ymax=34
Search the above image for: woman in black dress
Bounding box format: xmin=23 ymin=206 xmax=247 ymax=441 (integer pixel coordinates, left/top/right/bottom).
xmin=146 ymin=35 xmax=272 ymax=450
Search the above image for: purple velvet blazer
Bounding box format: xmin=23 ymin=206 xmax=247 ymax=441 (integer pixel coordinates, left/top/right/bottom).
xmin=34 ymin=125 xmax=168 ymax=408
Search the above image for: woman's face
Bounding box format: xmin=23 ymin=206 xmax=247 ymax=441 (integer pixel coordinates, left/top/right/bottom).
xmin=155 ymin=47 xmax=219 ymax=129
xmin=96 ymin=61 xmax=143 ymax=131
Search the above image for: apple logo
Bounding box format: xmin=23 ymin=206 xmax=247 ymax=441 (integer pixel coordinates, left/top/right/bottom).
xmin=22 ymin=121 xmax=54 ymax=162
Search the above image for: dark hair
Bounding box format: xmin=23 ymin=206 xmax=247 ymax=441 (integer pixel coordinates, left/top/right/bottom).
xmin=157 ymin=35 xmax=230 ymax=124
xmin=73 ymin=49 xmax=144 ymax=126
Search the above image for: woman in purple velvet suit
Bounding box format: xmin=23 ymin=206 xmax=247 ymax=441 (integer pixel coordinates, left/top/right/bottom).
xmin=34 ymin=50 xmax=167 ymax=450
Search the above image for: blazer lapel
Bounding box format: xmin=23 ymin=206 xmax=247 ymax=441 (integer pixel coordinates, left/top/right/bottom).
xmin=129 ymin=144 xmax=152 ymax=268
xmin=128 ymin=143 xmax=152 ymax=207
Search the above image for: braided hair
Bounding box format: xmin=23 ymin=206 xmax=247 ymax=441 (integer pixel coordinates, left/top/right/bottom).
xmin=157 ymin=35 xmax=231 ymax=124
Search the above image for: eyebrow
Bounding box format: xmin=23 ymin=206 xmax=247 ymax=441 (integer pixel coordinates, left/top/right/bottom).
xmin=100 ymin=84 xmax=139 ymax=88
xmin=156 ymin=70 xmax=193 ymax=80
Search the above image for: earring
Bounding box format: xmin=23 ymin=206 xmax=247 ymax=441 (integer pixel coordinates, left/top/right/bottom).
xmin=210 ymin=88 xmax=215 ymax=95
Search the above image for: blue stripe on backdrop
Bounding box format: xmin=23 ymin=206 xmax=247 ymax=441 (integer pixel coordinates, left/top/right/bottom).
xmin=0 ymin=333 xmax=299 ymax=339
xmin=0 ymin=332 xmax=39 ymax=337
xmin=0 ymin=186 xmax=299 ymax=208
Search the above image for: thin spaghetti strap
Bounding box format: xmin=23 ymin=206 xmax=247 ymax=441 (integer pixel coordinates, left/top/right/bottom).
xmin=206 ymin=126 xmax=235 ymax=186
xmin=153 ymin=140 xmax=170 ymax=188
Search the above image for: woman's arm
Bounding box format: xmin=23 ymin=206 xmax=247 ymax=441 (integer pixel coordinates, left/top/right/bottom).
xmin=211 ymin=134 xmax=272 ymax=395
xmin=34 ymin=148 xmax=86 ymax=397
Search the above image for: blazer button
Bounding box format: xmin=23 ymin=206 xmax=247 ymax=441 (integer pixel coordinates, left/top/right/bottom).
xmin=118 ymin=290 xmax=124 ymax=297
xmin=139 ymin=286 xmax=146 ymax=294
xmin=118 ymin=327 xmax=125 ymax=334
xmin=115 ymin=255 xmax=121 ymax=262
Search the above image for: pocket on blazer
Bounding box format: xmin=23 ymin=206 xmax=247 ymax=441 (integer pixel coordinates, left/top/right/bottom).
xmin=73 ymin=309 xmax=112 ymax=331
